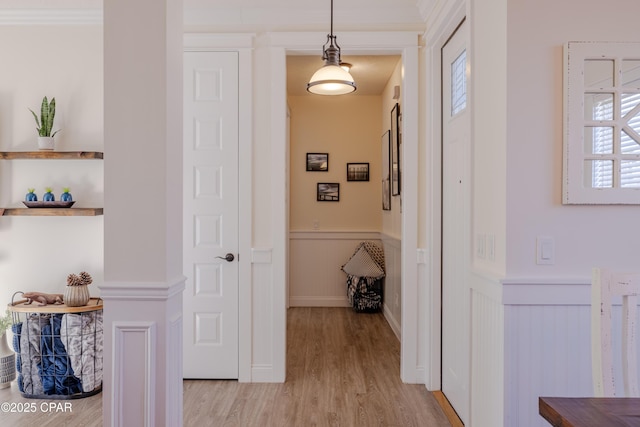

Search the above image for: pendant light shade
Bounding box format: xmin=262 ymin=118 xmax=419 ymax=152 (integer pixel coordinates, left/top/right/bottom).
xmin=307 ymin=0 xmax=356 ymax=95
xmin=307 ymin=63 xmax=356 ymax=95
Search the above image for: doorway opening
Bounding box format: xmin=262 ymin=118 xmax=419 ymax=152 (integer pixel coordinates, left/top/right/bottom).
xmin=284 ymin=51 xmax=407 ymax=379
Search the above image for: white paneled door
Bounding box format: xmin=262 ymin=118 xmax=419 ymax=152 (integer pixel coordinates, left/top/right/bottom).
xmin=183 ymin=51 xmax=239 ymax=378
xmin=441 ymin=20 xmax=470 ymax=424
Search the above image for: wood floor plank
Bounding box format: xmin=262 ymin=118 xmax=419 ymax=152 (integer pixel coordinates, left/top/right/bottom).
xmin=0 ymin=307 xmax=452 ymax=426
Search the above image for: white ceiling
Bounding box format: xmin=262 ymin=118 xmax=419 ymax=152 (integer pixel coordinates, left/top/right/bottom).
xmin=0 ymin=0 xmax=427 ymax=32
xmin=287 ymin=54 xmax=401 ymax=96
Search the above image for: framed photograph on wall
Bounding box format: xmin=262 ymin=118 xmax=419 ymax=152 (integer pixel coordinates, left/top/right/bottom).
xmin=306 ymin=153 xmax=329 ymax=171
xmin=391 ymin=103 xmax=401 ymax=195
xmin=317 ymin=183 xmax=340 ymax=201
xmin=347 ymin=162 xmax=370 ymax=182
xmin=381 ymin=130 xmax=391 ymax=210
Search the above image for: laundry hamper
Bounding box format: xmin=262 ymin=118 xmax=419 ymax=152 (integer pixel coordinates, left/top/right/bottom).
xmin=342 ymin=241 xmax=386 ymax=312
xmin=8 ymin=298 xmax=103 ymax=399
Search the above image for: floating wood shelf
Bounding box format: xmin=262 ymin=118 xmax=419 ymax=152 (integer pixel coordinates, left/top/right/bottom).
xmin=0 ymin=151 xmax=104 ymax=216
xmin=1 ymin=208 xmax=103 ymax=216
xmin=0 ymin=151 xmax=103 ymax=160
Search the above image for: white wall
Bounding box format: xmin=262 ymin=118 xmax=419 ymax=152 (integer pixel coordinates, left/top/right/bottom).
xmin=499 ymin=1 xmax=640 ymax=425
xmin=457 ymin=0 xmax=640 ymax=425
xmin=506 ymin=0 xmax=640 ymax=276
xmin=0 ymin=25 xmax=103 ymax=309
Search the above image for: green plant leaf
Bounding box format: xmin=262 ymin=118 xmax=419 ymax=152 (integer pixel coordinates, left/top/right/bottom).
xmin=29 ymin=109 xmax=41 ymax=130
xmin=46 ymin=97 xmax=56 ymax=137
xmin=40 ymin=96 xmax=49 ymax=136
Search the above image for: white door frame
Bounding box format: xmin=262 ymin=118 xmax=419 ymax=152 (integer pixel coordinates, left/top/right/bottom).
xmin=268 ymin=31 xmax=422 ymax=383
xmin=423 ymin=0 xmax=468 ymax=391
xmin=183 ymin=33 xmax=254 ymax=382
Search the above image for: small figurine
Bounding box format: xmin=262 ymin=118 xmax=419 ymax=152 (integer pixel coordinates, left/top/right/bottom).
xmin=23 ymin=292 xmax=64 ymax=306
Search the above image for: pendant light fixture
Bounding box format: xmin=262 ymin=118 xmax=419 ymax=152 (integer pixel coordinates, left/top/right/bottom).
xmin=307 ymin=0 xmax=356 ymax=95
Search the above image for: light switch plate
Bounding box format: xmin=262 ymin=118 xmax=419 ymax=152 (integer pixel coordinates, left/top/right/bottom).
xmin=536 ymin=236 xmax=555 ymax=265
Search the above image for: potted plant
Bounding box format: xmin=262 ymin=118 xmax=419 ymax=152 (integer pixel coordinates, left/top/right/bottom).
xmin=29 ymin=96 xmax=60 ymax=150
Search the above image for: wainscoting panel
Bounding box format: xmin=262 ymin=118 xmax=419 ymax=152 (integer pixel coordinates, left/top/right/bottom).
xmin=503 ymin=281 xmax=640 ymax=426
xmin=470 ymin=277 xmax=504 ymax=427
xmin=289 ymin=231 xmax=381 ymax=307
xmin=505 ymin=303 xmax=592 ymax=426
xmin=168 ymin=314 xmax=183 ymax=426
xmin=251 ymin=251 xmax=275 ymax=382
xmin=381 ymin=234 xmax=402 ymax=339
xmin=112 ymin=322 xmax=156 ymax=427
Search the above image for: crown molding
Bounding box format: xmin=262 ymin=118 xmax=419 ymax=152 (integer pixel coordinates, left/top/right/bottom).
xmin=0 ymin=9 xmax=102 ymax=25
xmin=416 ymin=0 xmax=437 ymax=22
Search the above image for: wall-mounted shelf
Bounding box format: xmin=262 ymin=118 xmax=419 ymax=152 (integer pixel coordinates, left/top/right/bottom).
xmin=1 ymin=208 xmax=103 ymax=216
xmin=0 ymin=150 xmax=104 ymax=216
xmin=0 ymin=151 xmax=103 ymax=160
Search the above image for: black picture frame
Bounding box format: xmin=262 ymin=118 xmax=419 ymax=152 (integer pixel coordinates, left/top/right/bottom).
xmin=381 ymin=130 xmax=391 ymax=210
xmin=306 ymin=153 xmax=329 ymax=171
xmin=346 ymin=162 xmax=370 ymax=182
xmin=317 ymin=183 xmax=340 ymax=202
xmin=391 ymin=103 xmax=401 ymax=195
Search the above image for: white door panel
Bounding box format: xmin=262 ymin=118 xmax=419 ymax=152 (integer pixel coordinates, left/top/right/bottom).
xmin=183 ymin=51 xmax=239 ymax=379
xmin=442 ymin=20 xmax=470 ymax=424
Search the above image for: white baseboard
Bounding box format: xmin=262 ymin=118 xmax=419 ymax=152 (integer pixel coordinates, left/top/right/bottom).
xmin=383 ymin=303 xmax=401 ymax=340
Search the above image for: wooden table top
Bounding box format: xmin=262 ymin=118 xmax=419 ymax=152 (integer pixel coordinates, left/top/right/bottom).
xmin=539 ymin=397 xmax=640 ymax=426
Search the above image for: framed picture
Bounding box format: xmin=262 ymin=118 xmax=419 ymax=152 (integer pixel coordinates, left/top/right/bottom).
xmin=317 ymin=183 xmax=340 ymax=201
xmin=306 ymin=153 xmax=329 ymax=171
xmin=347 ymin=162 xmax=370 ymax=182
xmin=391 ymin=103 xmax=401 ymax=195
xmin=381 ymin=130 xmax=391 ymax=210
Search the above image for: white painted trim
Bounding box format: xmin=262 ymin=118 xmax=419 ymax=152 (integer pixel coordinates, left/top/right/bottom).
xmin=417 ymin=0 xmax=438 ymax=23
xmin=289 ymin=230 xmax=381 ymax=240
xmin=237 ymin=45 xmax=254 ymax=383
xmin=168 ymin=314 xmax=183 ymax=426
xmin=271 ymin=45 xmax=289 ymax=383
xmin=503 ymin=282 xmax=591 ymax=306
xmin=183 ymin=33 xmax=254 ymax=50
xmin=400 ymin=43 xmax=421 ymax=384
xmin=269 ymin=30 xmax=421 ymax=386
xmin=417 ymin=248 xmax=429 ymax=266
xmin=112 ymin=321 xmax=156 ymax=427
xmin=251 ymin=248 xmax=273 ymax=264
xmin=423 ymin=0 xmax=467 ymax=392
xmin=289 ymin=296 xmax=351 ymax=307
xmin=99 ymin=276 xmax=186 ymax=300
xmin=251 ymin=364 xmax=276 ymax=382
xmin=269 ymin=31 xmax=421 ymax=53
xmin=0 ymin=9 xmax=102 ymax=25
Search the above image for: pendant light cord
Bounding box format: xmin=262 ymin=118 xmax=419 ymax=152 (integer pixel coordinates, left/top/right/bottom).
xmin=330 ymin=0 xmax=334 ymax=37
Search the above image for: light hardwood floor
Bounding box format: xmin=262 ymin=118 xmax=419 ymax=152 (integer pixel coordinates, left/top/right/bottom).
xmin=0 ymin=307 xmax=451 ymax=426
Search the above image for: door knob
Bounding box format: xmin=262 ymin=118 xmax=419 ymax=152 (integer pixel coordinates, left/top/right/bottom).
xmin=216 ymin=253 xmax=235 ymax=262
